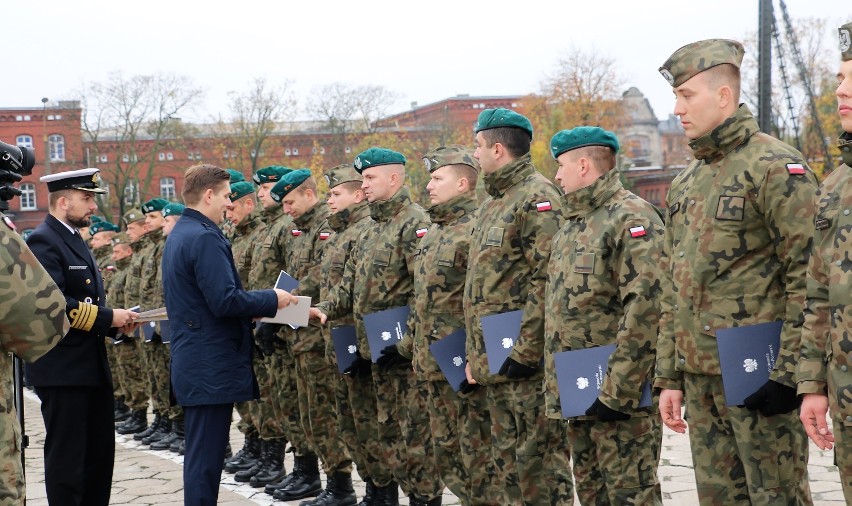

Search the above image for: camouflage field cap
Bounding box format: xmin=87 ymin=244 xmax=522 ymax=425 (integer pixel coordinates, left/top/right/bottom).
xmin=162 ymin=203 xmax=185 ymax=218
xmin=353 ymin=148 xmax=406 ymax=173
xmin=659 ymin=39 xmax=744 ymax=87
xmin=422 ymin=145 xmax=480 ymax=173
xmin=550 ymin=127 xmax=620 ymax=159
xmin=112 ymin=232 xmax=130 ymax=245
xmin=840 ymin=22 xmax=852 ymax=61
xmin=270 ymin=168 xmax=312 ymax=202
xmin=474 ymin=108 xmax=533 ymax=137
xmin=141 ymin=198 xmax=169 ymax=214
xmin=227 ymin=168 xmax=246 ymax=183
xmin=123 ymin=209 xmax=145 ymax=225
xmin=229 ymin=181 xmax=255 ymax=202
xmin=323 ymin=164 xmax=362 ymax=189
xmin=90 ymin=221 xmax=120 ymax=235
xmin=252 ymin=166 xmax=292 ymax=185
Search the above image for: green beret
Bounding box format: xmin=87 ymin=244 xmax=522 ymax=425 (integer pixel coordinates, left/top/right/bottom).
xmin=659 ymin=38 xmax=744 ymax=87
xmin=550 ymin=127 xmax=620 ymax=159
xmin=229 ymin=181 xmax=255 ymax=201
xmin=323 ymin=164 xmax=362 ymax=189
xmin=162 ymin=203 xmax=185 ymax=218
xmin=252 ymin=166 xmax=292 ymax=185
xmin=474 ymin=108 xmax=533 ymax=138
xmin=270 ymin=169 xmax=312 ymax=202
xmin=90 ymin=221 xmax=120 ymax=235
xmin=840 ymin=22 xmax=852 ymax=62
xmin=112 ymin=232 xmax=130 ymax=246
xmin=123 ymin=209 xmax=145 ymax=226
xmin=353 ymin=148 xmax=406 ymax=173
xmin=90 ymin=215 xmax=104 ymax=224
xmin=141 ymin=198 xmax=169 ymax=214
xmin=422 ymin=145 xmax=480 ymax=173
xmin=227 ymin=169 xmax=246 ymax=183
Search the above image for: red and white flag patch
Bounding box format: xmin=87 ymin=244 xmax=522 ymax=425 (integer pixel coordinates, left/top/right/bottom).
xmin=535 ymin=201 xmax=552 ymax=212
xmin=629 ymin=225 xmax=647 ymax=238
xmin=786 ymin=163 xmax=805 ymax=175
xmin=319 ymin=232 xmax=331 ymax=240
xmin=291 ymin=229 xmax=302 ymax=237
xmin=416 ymin=228 xmax=428 ymax=238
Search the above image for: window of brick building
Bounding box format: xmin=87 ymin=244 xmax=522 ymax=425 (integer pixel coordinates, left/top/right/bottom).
xmin=160 ymin=177 xmax=176 ymax=199
xmin=19 ymin=183 xmax=36 ymax=210
xmin=49 ymin=134 xmax=65 ymax=161
xmin=16 ymin=135 xmax=33 ymax=148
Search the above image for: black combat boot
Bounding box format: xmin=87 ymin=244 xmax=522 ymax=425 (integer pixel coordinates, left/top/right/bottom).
xmin=373 ymin=482 xmax=399 ymax=506
xmin=273 ymin=453 xmax=321 ymax=501
xmin=265 ymin=449 xmax=300 ymax=495
xmin=116 ymin=409 xmax=148 ymax=435
xmin=151 ymin=419 xmax=181 ymax=450
xmin=235 ymin=439 xmax=268 ymax=483
xmin=141 ymin=416 xmax=171 ymax=445
xmin=225 ymin=433 xmax=261 ymax=473
xmin=300 ymin=470 xmax=357 ymax=506
xmin=250 ymin=439 xmax=286 ymax=487
xmin=114 ymin=397 xmax=131 ymax=422
xmin=168 ymin=418 xmax=185 ymax=452
xmin=356 ymin=478 xmax=377 ymax=506
xmin=408 ymin=494 xmax=442 ymax=506
xmin=133 ymin=411 xmax=160 ymax=440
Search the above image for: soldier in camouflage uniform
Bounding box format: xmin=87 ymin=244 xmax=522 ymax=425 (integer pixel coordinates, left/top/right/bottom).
xmin=140 ymin=198 xmax=185 ymax=452
xmin=407 ymin=145 xmax=502 ymax=505
xmin=798 ymin=22 xmax=852 ymax=502
xmin=110 ymin=232 xmax=150 ymax=436
xmin=268 ymin=169 xmax=358 ymax=504
xmin=316 ymin=163 xmax=376 ymax=503
xmin=222 ymin=181 xmax=265 ymax=472
xmin=654 ymin=39 xmax=815 ymax=505
xmin=0 ymin=214 xmax=69 ymax=505
xmin=314 ymin=147 xmax=432 ymax=505
xmin=544 ymin=127 xmax=664 ymax=505
xmin=463 ymin=108 xmax=574 ymax=505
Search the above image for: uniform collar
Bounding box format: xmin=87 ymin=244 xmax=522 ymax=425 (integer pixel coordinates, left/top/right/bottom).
xmin=840 ymin=132 xmax=852 ymax=167
xmin=116 ymin=256 xmax=132 ymax=269
xmin=483 ymin=154 xmax=535 ymax=198
xmin=142 ymin=227 xmax=164 ymax=242
xmin=369 ymin=187 xmax=412 ymax=223
xmin=293 ymin=202 xmax=328 ymax=230
xmin=428 ymin=193 xmax=477 ymax=225
xmin=563 ymin=168 xmax=622 ymax=216
xmin=327 ymin=201 xmax=370 ymax=232
xmin=689 ymin=104 xmax=759 ymax=163
xmin=261 ymin=203 xmax=286 ymax=224
xmin=235 ymin=208 xmax=262 ymax=234
xmin=93 ymin=243 xmax=112 ymax=258
xmin=183 ymin=207 xmax=221 ymax=231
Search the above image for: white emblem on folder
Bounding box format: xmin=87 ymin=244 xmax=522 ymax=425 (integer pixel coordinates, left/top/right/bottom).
xmin=576 ymin=377 xmax=590 ymax=390
xmin=347 ymin=345 xmax=357 ymax=354
xmin=501 ymin=337 xmax=513 ymax=349
xmin=743 ymin=358 xmax=758 ymax=373
xmin=381 ymin=331 xmax=392 ymax=341
xmin=452 ymin=356 xmax=463 ymax=367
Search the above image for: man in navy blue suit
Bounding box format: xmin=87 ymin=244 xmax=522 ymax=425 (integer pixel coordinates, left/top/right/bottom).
xmin=161 ymin=163 xmax=297 ymax=505
xmin=26 ymin=167 xmax=139 ymax=506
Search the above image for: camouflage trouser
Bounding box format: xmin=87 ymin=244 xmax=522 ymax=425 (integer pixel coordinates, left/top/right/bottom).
xmin=153 ymin=342 xmax=182 ymax=421
xmin=295 ymin=351 xmax=352 ymax=473
xmin=567 ymin=414 xmax=662 ymax=505
xmin=347 ymin=370 xmax=386 ymax=485
xmin=254 ymin=345 xmax=283 ymax=439
xmin=270 ymin=341 xmax=308 ymax=454
xmin=235 ymin=348 xmax=261 ymax=437
xmin=399 ymin=375 xmax=442 ymax=501
xmin=427 ymin=380 xmax=503 ymax=505
xmin=105 ymin=339 xmax=123 ymax=401
xmin=2 ymin=358 xmax=24 ymax=504
xmin=683 ymin=373 xmax=812 ymax=505
xmin=140 ymin=340 xmax=165 ymax=413
xmin=114 ymin=337 xmax=149 ymax=411
xmin=487 ymin=379 xmax=574 ymax=505
xmin=831 ymin=414 xmax=852 ymax=502
xmin=333 ymin=368 xmax=368 ymax=478
xmin=372 ymin=367 xmax=408 ymax=491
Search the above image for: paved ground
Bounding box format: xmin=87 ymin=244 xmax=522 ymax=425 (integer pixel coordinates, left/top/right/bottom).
xmin=21 ymin=391 xmax=845 ymax=505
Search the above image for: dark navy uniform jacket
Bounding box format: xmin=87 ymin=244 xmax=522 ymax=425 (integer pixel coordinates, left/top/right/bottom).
xmin=25 ymin=214 xmax=114 ymax=386
xmin=161 ymin=208 xmax=277 ymax=406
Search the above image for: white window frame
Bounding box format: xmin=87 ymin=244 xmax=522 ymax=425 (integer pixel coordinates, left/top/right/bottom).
xmin=48 ymin=134 xmax=65 ymax=161
xmin=124 ymin=180 xmax=138 ymax=206
xmin=160 ymin=177 xmax=176 ymax=199
xmin=16 ymin=135 xmax=33 ymax=148
xmin=19 ymin=183 xmax=36 ymax=210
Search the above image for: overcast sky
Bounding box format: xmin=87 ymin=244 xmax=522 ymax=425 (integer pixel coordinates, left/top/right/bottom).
xmin=7 ymin=0 xmax=850 ymax=125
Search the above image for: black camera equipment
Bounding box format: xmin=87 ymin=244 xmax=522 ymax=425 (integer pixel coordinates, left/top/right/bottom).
xmin=0 ymin=139 xmax=35 ymax=212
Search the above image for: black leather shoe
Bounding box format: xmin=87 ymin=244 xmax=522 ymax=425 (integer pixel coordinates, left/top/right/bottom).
xmin=300 ymin=471 xmax=357 ymax=506
xmin=225 ymin=433 xmax=261 ymax=473
xmin=273 ymin=453 xmax=321 ymax=501
xmin=150 ymin=420 xmax=180 ymax=451
xmin=114 ymin=398 xmax=131 ymax=422
xmin=134 ymin=412 xmax=161 ymax=440
xmin=357 ymin=478 xmax=377 ymax=506
xmin=116 ymin=409 xmax=148 ymax=435
xmin=235 ymin=440 xmax=268 ymax=483
xmin=265 ymin=450 xmax=300 ymax=495
xmin=249 ymin=439 xmax=285 ymax=487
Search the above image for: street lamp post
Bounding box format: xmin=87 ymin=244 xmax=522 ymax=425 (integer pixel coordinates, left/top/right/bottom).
xmin=42 ymin=97 xmax=50 ymax=175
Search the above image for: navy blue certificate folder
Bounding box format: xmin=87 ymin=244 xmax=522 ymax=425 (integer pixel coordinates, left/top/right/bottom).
xmin=481 ymin=310 xmax=523 ymax=375
xmin=716 ymin=320 xmax=783 ymax=406
xmin=275 ymin=270 xmax=300 ymax=292
xmin=553 ymin=344 xmax=652 ymax=418
xmin=429 ymin=328 xmax=467 ymax=392
xmin=331 ymin=325 xmax=358 ymax=374
xmin=363 ymin=305 xmax=410 ymax=362
xmin=158 ymin=319 xmax=171 ymax=343
xmin=141 ymin=321 xmax=156 ymax=342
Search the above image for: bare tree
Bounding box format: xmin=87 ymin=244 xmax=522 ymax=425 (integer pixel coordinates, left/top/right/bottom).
xmin=215 ymin=78 xmax=296 ymax=173
xmin=80 ymin=72 xmax=203 ymax=220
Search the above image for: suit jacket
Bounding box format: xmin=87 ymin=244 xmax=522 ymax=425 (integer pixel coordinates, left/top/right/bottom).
xmin=25 ymin=214 xmax=113 ymax=387
xmin=162 ymin=208 xmax=277 ymax=406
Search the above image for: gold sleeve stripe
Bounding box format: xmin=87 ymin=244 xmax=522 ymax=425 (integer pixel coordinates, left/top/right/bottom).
xmin=69 ymin=302 xmax=99 ymax=332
